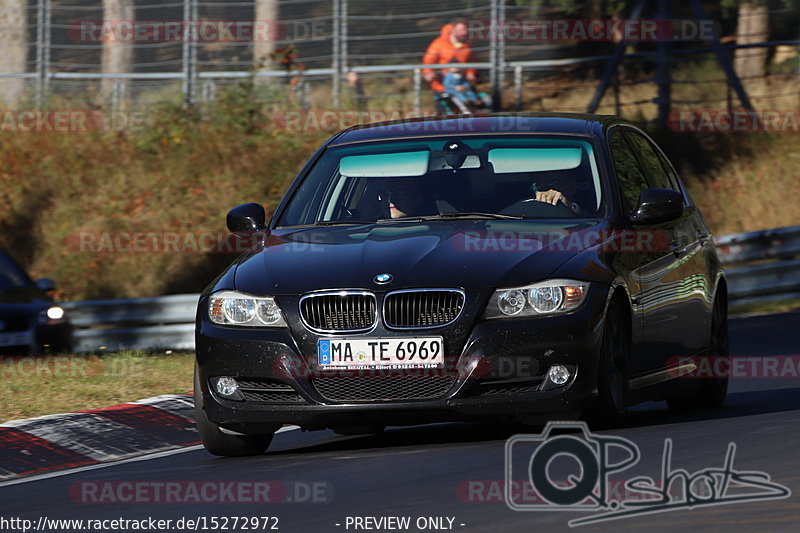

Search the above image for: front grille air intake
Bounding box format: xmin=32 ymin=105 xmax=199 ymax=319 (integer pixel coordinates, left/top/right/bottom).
xmin=312 ymin=374 xmax=457 ymax=403
xmin=300 ymin=291 xmax=377 ymax=333
xmin=229 ymin=379 xmax=305 ymax=404
xmin=383 ymin=289 xmax=465 ymax=328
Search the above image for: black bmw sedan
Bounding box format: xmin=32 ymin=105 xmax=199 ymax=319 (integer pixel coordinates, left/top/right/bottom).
xmin=0 ymin=249 xmax=72 ymax=355
xmin=195 ymin=114 xmax=728 ymax=456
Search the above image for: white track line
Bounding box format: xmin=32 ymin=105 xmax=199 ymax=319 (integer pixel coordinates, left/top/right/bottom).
xmin=0 ymin=426 xmax=299 ymax=488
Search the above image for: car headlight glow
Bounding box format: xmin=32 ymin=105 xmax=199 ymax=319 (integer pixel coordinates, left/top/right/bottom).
xmin=484 ymin=279 xmax=590 ymax=319
xmin=38 ymin=306 xmax=66 ymax=324
xmin=46 ymin=306 xmax=65 ymax=320
xmin=209 ymin=291 xmax=287 ymax=327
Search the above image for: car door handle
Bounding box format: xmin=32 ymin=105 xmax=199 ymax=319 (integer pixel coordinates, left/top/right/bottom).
xmin=697 ymin=232 xmax=710 ymax=246
xmin=671 ymin=241 xmax=685 ymax=257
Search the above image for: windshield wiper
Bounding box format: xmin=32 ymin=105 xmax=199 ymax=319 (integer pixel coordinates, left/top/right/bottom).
xmin=312 ymin=220 xmax=376 ymax=226
xmin=376 ymin=212 xmax=525 ymax=223
xmin=434 ymin=212 xmax=525 ymax=220
xmin=374 ymin=212 xmax=528 ymax=224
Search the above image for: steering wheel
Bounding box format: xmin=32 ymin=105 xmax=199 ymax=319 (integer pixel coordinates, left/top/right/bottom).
xmin=499 ymin=199 xmax=576 ymax=218
xmin=538 ymin=199 xmax=576 ymax=216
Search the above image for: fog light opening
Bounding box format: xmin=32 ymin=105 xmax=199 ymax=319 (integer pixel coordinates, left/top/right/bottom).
xmin=548 ymin=365 xmax=571 ymax=386
xmin=213 ymin=376 xmax=242 ymax=400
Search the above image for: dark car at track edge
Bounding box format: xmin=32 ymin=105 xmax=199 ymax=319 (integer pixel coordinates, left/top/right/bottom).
xmin=194 ymin=113 xmax=728 ymax=456
xmin=0 ymin=249 xmax=72 ymax=355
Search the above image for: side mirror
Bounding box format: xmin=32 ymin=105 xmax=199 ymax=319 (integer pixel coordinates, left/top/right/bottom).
xmin=36 ymin=278 xmax=56 ymax=292
xmin=227 ymin=203 xmax=267 ymax=233
xmin=629 ymin=188 xmax=683 ymax=225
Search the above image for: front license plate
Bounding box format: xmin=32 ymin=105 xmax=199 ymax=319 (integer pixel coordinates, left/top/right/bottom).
xmin=318 ymin=337 xmax=444 ymax=369
xmin=0 ymin=330 xmax=33 ymax=348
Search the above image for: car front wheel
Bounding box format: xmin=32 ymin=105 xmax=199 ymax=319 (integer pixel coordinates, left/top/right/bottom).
xmin=588 ymin=297 xmax=630 ymax=428
xmin=194 ymin=364 xmax=276 ymax=457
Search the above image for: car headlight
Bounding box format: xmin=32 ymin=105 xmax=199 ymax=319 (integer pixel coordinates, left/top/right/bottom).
xmin=38 ymin=306 xmax=66 ymax=324
xmin=208 ymin=291 xmax=287 ymax=327
xmin=483 ymin=279 xmax=590 ymax=319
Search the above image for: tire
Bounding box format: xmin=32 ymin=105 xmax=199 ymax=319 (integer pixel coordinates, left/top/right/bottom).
xmin=667 ymin=292 xmax=729 ymax=411
xmin=194 ymin=364 xmax=275 ymax=457
xmin=588 ymin=298 xmax=630 ymax=429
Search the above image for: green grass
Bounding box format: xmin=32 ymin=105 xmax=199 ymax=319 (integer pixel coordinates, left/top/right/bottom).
xmin=0 ymin=351 xmax=195 ymax=423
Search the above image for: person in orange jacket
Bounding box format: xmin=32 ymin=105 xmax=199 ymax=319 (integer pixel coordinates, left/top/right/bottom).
xmin=422 ymin=21 xmax=477 ymax=93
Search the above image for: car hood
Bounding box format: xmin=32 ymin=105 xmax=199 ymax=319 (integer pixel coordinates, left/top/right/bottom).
xmin=233 ymin=219 xmax=607 ymax=294
xmin=0 ymin=287 xmax=51 ymax=321
xmin=0 ymin=286 xmax=49 ymax=306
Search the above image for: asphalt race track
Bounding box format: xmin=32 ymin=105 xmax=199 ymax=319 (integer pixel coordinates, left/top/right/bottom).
xmin=2 ymin=311 xmax=799 ymax=533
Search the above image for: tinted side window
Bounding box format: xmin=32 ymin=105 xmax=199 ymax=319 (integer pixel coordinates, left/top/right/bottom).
xmin=624 ymin=132 xmax=676 ymax=191
xmin=609 ymin=130 xmax=648 ymax=214
xmin=654 ymin=148 xmax=684 ymax=195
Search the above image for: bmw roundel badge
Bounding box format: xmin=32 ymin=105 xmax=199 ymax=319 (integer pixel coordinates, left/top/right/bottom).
xmin=374 ymin=273 xmax=393 ymax=284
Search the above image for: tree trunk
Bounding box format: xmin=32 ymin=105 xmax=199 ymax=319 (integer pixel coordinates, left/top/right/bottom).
xmin=734 ymin=2 xmax=769 ymax=82
xmin=101 ymin=0 xmax=134 ymax=105
xmin=253 ymin=0 xmax=279 ymax=71
xmin=0 ymin=0 xmax=27 ymax=107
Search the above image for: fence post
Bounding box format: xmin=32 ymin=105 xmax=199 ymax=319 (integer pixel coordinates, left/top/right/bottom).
xmin=498 ymin=0 xmax=505 ymax=96
xmin=202 ymin=80 xmax=216 ymax=102
xmin=302 ymin=80 xmax=310 ymax=109
xmin=413 ymin=68 xmax=421 ymax=114
xmin=44 ymin=0 xmax=51 ymax=101
xmin=35 ymin=0 xmax=52 ymax=108
xmin=489 ymin=0 xmax=502 ymax=111
xmin=654 ymin=0 xmax=671 ymax=125
xmin=112 ymin=79 xmax=123 ymax=111
xmin=341 ymin=0 xmax=348 ymax=81
xmin=35 ymin=0 xmax=45 ymax=109
xmin=332 ymin=0 xmax=341 ymax=108
xmin=182 ymin=0 xmax=197 ymax=107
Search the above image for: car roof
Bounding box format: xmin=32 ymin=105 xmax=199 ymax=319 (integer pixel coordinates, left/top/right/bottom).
xmin=328 ymin=112 xmax=627 ymax=146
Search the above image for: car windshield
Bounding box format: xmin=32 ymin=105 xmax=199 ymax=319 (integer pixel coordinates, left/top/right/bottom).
xmin=0 ymin=251 xmax=33 ymax=290
xmin=277 ymin=136 xmax=603 ymax=227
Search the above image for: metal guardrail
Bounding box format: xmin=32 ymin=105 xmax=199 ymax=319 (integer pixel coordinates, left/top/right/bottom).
xmin=61 ymin=225 xmax=800 ymax=352
xmin=61 ymin=294 xmax=198 ymax=353
xmin=715 ymin=225 xmax=800 ymax=307
xmin=715 ymin=225 xmax=800 ymax=266
xmin=723 ymin=260 xmax=800 ymax=305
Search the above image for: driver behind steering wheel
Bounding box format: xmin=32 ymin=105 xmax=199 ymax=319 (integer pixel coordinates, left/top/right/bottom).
xmin=530 ymin=172 xmax=584 ymax=215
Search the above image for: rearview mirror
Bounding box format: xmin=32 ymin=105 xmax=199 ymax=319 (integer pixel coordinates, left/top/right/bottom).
xmin=227 ymin=203 xmax=267 ymax=233
xmin=629 ymin=189 xmax=683 ymax=225
xmin=36 ymin=278 xmax=56 ymax=292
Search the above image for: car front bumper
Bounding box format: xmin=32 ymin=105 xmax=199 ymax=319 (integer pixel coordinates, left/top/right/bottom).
xmin=195 ymin=285 xmax=608 ymax=434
